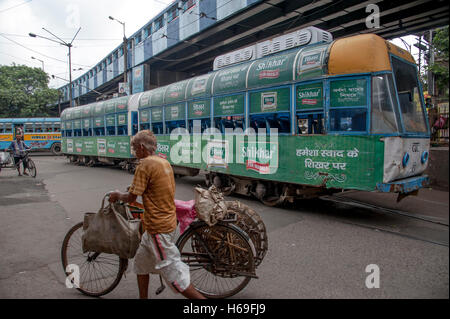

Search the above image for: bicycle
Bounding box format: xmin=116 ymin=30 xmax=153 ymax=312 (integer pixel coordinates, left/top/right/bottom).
xmin=0 ymin=150 xmax=37 ymax=178
xmin=61 ymin=192 xmax=268 ymax=298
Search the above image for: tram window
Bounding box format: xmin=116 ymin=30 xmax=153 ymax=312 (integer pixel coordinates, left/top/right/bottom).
xmin=329 ymin=109 xmax=367 ymax=132
xmin=297 ymin=113 xmax=324 ymax=134
xmin=117 ymin=125 xmax=127 ymax=135
xmin=152 ymin=122 xmax=164 ymax=135
xmin=166 ymin=120 xmax=187 ymax=134
xmin=140 ymin=123 xmax=150 ymax=131
xmin=371 ymin=74 xmax=400 ymax=134
xmin=107 ymin=125 xmax=116 ymax=136
xmin=214 ymin=116 xmax=245 ymax=134
xmin=83 ymin=128 xmax=92 ymax=136
xmin=94 ymin=127 xmax=105 ymax=136
xmin=391 ymin=57 xmax=427 ymax=133
xmin=188 ymin=118 xmax=210 ymax=134
xmin=249 ymin=113 xmax=290 ymax=134
xmin=74 ymin=129 xmax=82 ymax=137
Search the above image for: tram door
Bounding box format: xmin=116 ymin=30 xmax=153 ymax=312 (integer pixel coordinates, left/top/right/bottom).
xmin=131 ymin=111 xmax=139 ymax=135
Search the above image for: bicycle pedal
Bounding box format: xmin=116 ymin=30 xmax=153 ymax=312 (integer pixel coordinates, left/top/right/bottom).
xmin=155 ymin=285 xmax=166 ymax=295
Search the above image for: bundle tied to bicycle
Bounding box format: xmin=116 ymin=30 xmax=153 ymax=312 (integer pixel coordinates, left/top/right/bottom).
xmin=81 ymin=196 xmax=142 ymax=259
xmin=193 ymin=185 xmax=228 ymax=226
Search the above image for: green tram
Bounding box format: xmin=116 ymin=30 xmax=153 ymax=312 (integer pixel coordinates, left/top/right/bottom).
xmin=61 ymin=33 xmax=431 ymax=206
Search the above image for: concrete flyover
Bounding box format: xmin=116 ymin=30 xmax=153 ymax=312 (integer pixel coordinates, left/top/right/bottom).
xmin=59 ymin=0 xmax=449 ymax=108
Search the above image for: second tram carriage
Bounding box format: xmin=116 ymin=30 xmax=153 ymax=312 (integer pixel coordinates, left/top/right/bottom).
xmin=60 ymin=31 xmax=430 ymax=206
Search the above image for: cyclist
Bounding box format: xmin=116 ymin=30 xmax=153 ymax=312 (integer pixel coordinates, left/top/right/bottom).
xmin=7 ymin=134 xmax=31 ymax=176
xmin=108 ymin=130 xmax=206 ymax=299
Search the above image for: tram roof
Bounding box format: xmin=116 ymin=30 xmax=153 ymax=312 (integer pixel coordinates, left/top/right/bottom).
xmin=60 ymin=33 xmax=416 ymax=115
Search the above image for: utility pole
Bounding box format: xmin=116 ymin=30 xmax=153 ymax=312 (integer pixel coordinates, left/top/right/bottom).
xmin=428 ymin=30 xmax=435 ymax=100
xmin=29 ymin=27 xmax=81 ymax=108
xmin=109 ymin=16 xmax=128 ymax=92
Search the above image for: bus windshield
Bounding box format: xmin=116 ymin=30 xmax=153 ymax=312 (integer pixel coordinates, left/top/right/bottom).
xmin=391 ymin=57 xmax=428 ymax=134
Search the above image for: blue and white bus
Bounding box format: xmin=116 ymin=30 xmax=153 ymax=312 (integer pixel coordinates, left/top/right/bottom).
xmin=0 ymin=118 xmax=62 ymax=155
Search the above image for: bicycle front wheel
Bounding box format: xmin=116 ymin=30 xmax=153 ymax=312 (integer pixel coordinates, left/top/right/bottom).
xmin=61 ymin=222 xmax=128 ymax=297
xmin=176 ymin=221 xmax=256 ymax=299
xmin=27 ymin=159 xmax=36 ymax=178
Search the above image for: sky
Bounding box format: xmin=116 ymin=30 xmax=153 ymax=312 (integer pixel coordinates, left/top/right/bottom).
xmin=0 ymin=0 xmax=423 ymax=90
xmin=0 ymin=0 xmax=175 ymax=88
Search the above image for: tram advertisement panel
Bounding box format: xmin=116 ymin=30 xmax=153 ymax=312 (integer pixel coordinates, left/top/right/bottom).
xmin=214 ymin=94 xmax=245 ymax=116
xmin=63 ymin=136 xmax=131 ymax=158
xmin=330 ymin=79 xmax=367 ymax=107
xmin=155 ymin=135 xmax=384 ymax=191
xmin=296 ymin=82 xmax=323 ymax=110
xmin=250 ymin=87 xmax=290 ymax=113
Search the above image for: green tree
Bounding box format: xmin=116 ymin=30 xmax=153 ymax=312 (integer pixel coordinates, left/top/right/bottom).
xmin=0 ymin=64 xmax=60 ymax=118
xmin=429 ymin=26 xmax=449 ymax=96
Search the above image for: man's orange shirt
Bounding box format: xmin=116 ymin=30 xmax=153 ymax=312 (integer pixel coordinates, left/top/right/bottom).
xmin=129 ymin=155 xmax=177 ymax=234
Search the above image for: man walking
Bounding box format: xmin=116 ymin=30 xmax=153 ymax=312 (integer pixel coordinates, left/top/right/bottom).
xmin=109 ymin=130 xmax=205 ymax=299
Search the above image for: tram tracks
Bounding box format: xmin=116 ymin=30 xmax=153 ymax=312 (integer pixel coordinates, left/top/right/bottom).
xmin=318 ymin=194 xmax=449 ymax=247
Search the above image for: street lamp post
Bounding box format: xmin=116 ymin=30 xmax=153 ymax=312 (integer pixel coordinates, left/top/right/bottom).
xmin=31 ymin=56 xmax=44 ymax=71
xmin=109 ymin=16 xmax=128 ymax=87
xmin=29 ymin=27 xmax=81 ymax=108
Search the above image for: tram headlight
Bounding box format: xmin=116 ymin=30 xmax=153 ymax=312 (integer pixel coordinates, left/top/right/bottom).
xmin=402 ymin=152 xmax=410 ymax=168
xmin=421 ymin=151 xmax=429 ymax=164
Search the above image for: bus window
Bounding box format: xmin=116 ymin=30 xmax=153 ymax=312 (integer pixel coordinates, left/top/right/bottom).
xmin=371 ymin=74 xmax=400 ymax=134
xmin=0 ymin=124 xmax=4 ymax=133
xmin=297 ymin=113 xmax=324 ymax=134
xmin=54 ymin=123 xmax=60 ymax=132
xmin=152 ymin=122 xmax=163 ymax=135
xmin=250 ymin=113 xmax=290 ymax=134
xmin=35 ymin=123 xmax=43 ymax=132
xmin=166 ymin=120 xmax=186 ymax=134
xmin=188 ymin=118 xmax=210 ymax=134
xmin=214 ymin=116 xmax=245 ymax=133
xmin=25 ymin=123 xmax=34 ymax=133
xmin=6 ymin=123 xmax=12 ymax=133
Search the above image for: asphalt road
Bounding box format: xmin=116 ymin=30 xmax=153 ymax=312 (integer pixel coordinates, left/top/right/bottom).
xmin=0 ymin=155 xmax=448 ymax=299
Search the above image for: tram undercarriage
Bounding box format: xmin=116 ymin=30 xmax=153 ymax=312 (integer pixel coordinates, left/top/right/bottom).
xmin=204 ymin=171 xmax=338 ymax=206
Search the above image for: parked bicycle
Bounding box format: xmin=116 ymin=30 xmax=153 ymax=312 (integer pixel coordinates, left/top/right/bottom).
xmin=61 ymin=192 xmax=268 ymax=298
xmin=0 ymin=150 xmax=36 ymax=177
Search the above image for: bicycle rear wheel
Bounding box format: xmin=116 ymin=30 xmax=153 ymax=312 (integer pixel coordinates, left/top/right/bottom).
xmin=61 ymin=222 xmax=128 ymax=297
xmin=176 ymin=221 xmax=256 ymax=299
xmin=27 ymin=159 xmax=36 ymax=178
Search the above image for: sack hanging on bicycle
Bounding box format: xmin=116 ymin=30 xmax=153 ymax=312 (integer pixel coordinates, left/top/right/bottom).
xmin=194 ymin=185 xmax=227 ymax=226
xmin=82 ymin=197 xmax=142 ymax=259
